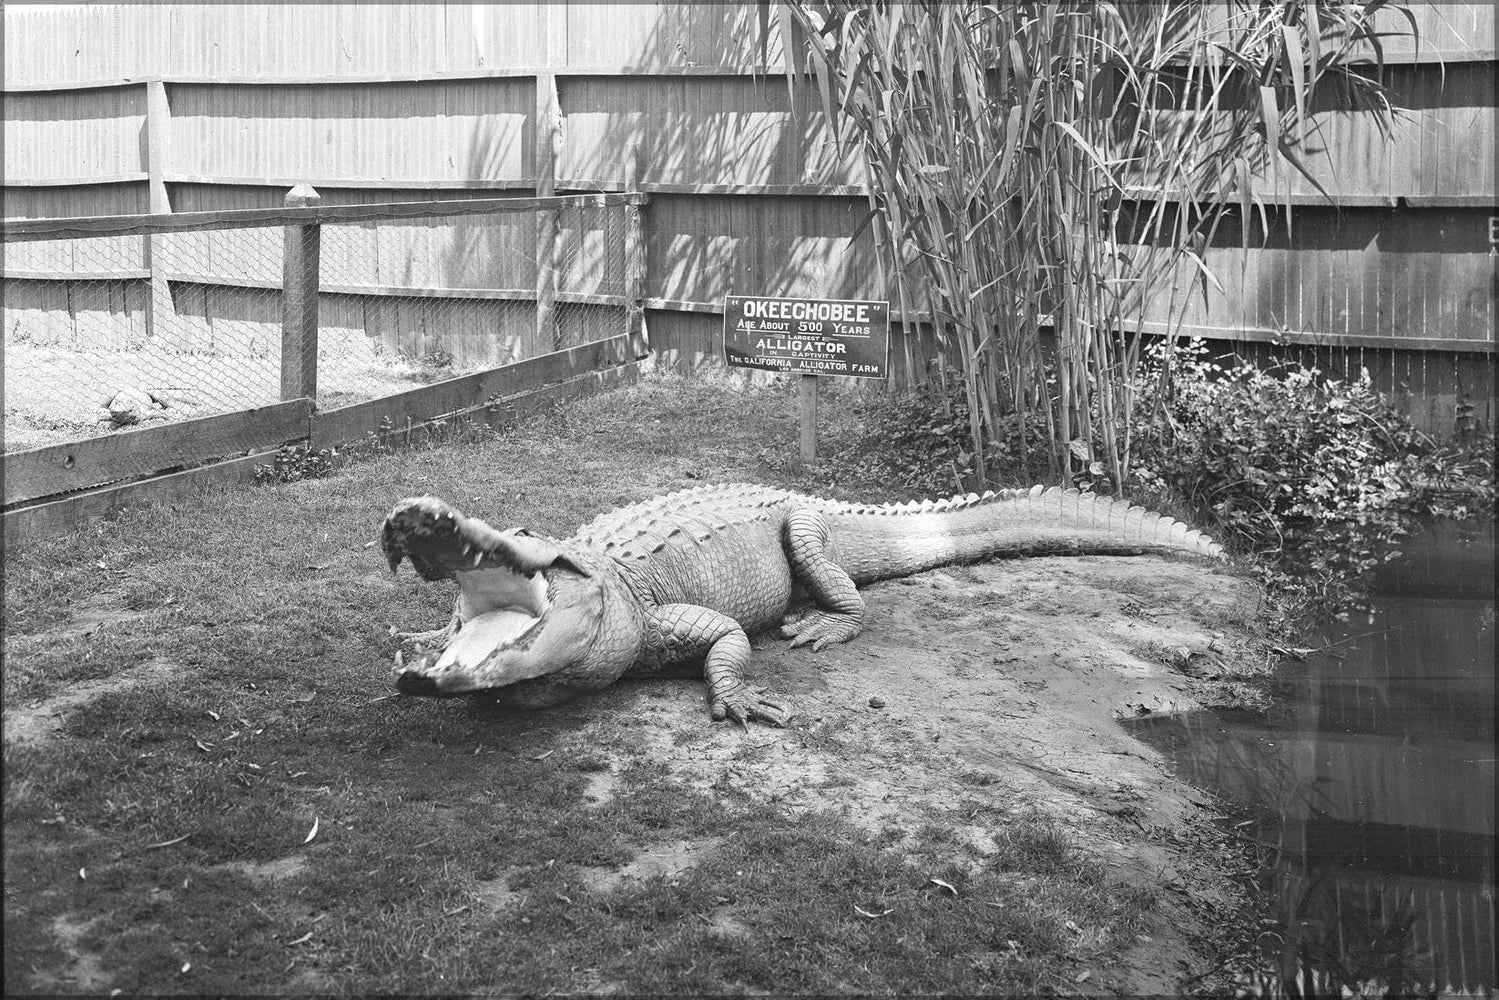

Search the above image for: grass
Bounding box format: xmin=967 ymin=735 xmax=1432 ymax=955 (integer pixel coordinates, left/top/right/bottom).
xmin=4 ymin=366 xmax=1234 ymax=994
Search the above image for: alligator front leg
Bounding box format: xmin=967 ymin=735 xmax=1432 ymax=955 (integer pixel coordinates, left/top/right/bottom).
xmin=632 ymin=604 xmax=790 ymax=727
xmin=779 ymin=508 xmax=866 ymax=651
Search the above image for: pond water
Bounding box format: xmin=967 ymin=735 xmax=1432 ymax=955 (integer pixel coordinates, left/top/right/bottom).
xmin=1127 ymin=520 xmax=1495 ymax=998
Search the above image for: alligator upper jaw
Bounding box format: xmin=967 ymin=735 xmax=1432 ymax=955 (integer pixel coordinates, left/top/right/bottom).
xmin=382 ymin=496 xmax=588 ymax=581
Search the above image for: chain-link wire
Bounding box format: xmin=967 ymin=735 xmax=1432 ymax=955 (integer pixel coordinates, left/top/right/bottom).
xmin=4 ymin=198 xmax=631 ymax=453
xmin=315 ymin=199 xmax=629 ymax=397
xmin=4 ymin=226 xmax=286 ymax=452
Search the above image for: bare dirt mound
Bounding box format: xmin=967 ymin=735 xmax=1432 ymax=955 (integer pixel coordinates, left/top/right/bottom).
xmin=560 ymin=554 xmax=1262 ymax=994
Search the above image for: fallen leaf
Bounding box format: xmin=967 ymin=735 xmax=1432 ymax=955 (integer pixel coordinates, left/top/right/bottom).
xmin=194 ymin=739 xmax=213 ymax=753
xmin=853 ymin=905 xmax=893 ymax=918
xmin=287 ymin=931 xmax=314 ymax=946
xmin=929 ymin=877 xmax=957 ymax=895
xmin=180 ymin=961 xmax=192 ymax=974
xmin=143 ymin=833 xmax=191 ymax=851
xmin=444 ymin=905 xmax=470 ymax=916
xmin=79 ymin=867 xmax=87 ymax=881
xmin=1075 ymin=970 xmax=1092 ymax=983
xmin=303 ymin=817 xmax=320 ymax=845
xmin=1065 ymin=919 xmax=1082 ymax=935
xmin=533 ymin=749 xmax=555 ymax=761
xmin=205 ymin=710 xmax=220 ymax=721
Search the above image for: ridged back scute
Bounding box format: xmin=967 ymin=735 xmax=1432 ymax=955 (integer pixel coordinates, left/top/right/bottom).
xmin=571 ymin=483 xmax=796 ymax=562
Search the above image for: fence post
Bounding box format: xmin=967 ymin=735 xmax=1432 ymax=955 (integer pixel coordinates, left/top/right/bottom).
xmin=623 ymin=141 xmax=649 ymax=360
xmin=143 ymin=79 xmax=178 ymax=349
xmin=280 ymin=184 xmax=321 ymax=402
xmin=534 ymin=73 xmax=562 ymax=355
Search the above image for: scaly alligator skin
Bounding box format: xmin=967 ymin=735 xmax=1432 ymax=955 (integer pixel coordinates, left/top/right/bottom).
xmin=381 ymin=484 xmax=1224 ymax=726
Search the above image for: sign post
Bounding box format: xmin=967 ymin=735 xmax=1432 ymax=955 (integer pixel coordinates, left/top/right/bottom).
xmin=799 ymin=374 xmax=818 ymax=462
xmin=722 ymin=295 xmax=889 ymax=462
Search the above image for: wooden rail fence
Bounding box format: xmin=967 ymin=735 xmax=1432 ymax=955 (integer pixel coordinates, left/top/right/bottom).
xmin=3 ymin=337 xmax=642 ymax=549
xmin=1 ymin=190 xmax=649 ymax=550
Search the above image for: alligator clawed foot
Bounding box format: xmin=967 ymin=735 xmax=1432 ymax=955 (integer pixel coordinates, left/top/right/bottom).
xmin=780 ymin=610 xmax=862 ymax=652
xmin=712 ymin=687 xmax=791 ymax=728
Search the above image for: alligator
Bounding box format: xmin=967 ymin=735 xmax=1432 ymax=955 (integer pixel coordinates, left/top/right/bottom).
xmin=381 ymin=484 xmax=1224 ymax=726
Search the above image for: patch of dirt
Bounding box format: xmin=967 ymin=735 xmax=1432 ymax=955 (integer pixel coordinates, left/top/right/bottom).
xmin=26 ymin=915 xmax=110 ymax=994
xmin=2 ymin=656 xmax=183 ymax=747
xmin=470 ymin=873 xmax=526 ymax=912
xmin=567 ymin=554 xmax=1262 ymax=995
xmin=579 ymin=836 xmax=727 ymax=893
xmin=580 ymin=769 xmax=620 ymax=808
xmin=214 ymin=855 xmax=310 ymax=884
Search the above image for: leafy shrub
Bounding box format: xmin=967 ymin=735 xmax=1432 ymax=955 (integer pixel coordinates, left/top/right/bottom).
xmin=1129 ymin=339 xmax=1493 ymax=601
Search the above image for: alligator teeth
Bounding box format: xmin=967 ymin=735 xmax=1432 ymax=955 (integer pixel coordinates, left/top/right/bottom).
xmin=395 ymin=650 xmax=405 ymax=669
xmin=473 ymin=551 xmax=485 ymax=567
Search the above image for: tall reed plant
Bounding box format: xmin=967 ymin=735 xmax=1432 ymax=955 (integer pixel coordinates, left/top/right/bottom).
xmin=763 ymin=1 xmax=1413 ymax=486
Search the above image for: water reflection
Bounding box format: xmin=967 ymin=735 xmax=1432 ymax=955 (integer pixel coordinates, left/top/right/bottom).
xmin=1127 ymin=521 xmax=1495 ymax=998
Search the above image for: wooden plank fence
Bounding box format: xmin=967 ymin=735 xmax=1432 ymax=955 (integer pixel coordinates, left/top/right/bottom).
xmin=1 ymin=3 xmax=1493 ymax=439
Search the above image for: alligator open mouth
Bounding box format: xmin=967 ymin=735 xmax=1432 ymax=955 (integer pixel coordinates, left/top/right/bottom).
xmin=384 ymin=496 xmax=610 ymax=696
xmin=391 ymin=562 xmax=554 ymax=693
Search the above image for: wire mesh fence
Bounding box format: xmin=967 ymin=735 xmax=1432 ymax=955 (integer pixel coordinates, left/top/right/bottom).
xmin=3 ymin=195 xmax=631 ymax=453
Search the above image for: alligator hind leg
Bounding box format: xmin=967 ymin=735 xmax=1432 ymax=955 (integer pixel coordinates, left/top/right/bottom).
xmin=632 ymin=604 xmax=789 ymax=727
xmin=779 ymin=508 xmax=866 ymax=651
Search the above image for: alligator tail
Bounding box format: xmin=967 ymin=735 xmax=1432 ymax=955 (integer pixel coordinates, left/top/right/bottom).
xmin=826 ymin=485 xmax=1224 ymax=584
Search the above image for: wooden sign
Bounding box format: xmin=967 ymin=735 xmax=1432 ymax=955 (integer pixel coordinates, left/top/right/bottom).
xmin=723 ymin=295 xmax=890 ymax=461
xmin=722 ymin=295 xmax=889 ymax=379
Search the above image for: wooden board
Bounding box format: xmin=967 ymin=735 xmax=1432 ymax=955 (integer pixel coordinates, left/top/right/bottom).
xmin=559 ymin=75 xmax=860 ymax=189
xmin=1 ymin=84 xmax=147 ymax=182
xmin=2 ymin=450 xmax=275 ymax=552
xmin=167 ymin=78 xmax=532 ymax=188
xmin=4 ymin=398 xmax=312 ymax=506
xmin=4 ymin=194 xmax=629 ymax=241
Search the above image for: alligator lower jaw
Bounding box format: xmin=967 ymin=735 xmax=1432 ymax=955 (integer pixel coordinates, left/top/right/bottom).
xmin=391 ymin=607 xmax=549 ymax=696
